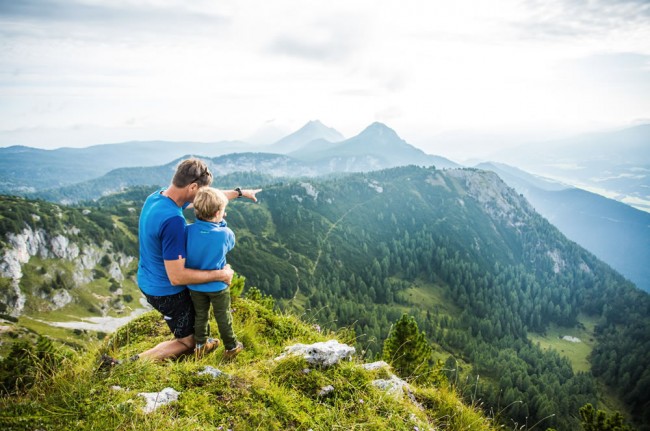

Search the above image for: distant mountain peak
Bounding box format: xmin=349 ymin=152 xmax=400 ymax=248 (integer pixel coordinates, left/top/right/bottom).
xmin=305 ymin=119 xmax=325 ymax=127
xmin=300 ymin=119 xmax=341 ymax=135
xmin=353 ymin=122 xmax=403 ymax=146
xmin=269 ymin=120 xmax=344 ymax=154
xmin=362 ymin=122 xmax=395 ymax=134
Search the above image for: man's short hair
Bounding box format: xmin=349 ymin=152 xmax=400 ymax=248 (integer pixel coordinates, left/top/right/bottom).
xmin=194 ymin=187 xmax=228 ymax=221
xmin=172 ymin=158 xmax=213 ymax=188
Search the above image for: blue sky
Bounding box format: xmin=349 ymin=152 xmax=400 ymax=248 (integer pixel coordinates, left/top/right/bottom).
xmin=1 ymin=0 xmax=649 ymax=159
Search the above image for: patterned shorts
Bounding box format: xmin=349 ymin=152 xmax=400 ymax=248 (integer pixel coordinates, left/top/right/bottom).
xmin=144 ymin=289 xmax=195 ymax=339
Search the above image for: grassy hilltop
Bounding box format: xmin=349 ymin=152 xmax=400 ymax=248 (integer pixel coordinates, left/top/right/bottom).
xmin=0 ymin=287 xmax=494 ymax=431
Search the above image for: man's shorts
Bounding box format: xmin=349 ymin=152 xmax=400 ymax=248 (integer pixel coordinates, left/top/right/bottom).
xmin=144 ymin=289 xmax=195 ymax=339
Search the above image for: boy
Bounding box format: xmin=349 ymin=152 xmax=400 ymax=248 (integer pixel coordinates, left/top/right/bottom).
xmin=186 ymin=187 xmax=244 ymax=359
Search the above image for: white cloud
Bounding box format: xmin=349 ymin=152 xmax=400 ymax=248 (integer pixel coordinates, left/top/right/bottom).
xmin=0 ymin=0 xmax=648 ymax=155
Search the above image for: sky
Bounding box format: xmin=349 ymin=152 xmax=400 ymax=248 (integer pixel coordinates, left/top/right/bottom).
xmin=1 ymin=0 xmax=649 ymax=160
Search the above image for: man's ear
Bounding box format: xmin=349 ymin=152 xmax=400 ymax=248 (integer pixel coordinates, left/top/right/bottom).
xmin=188 ymin=182 xmax=201 ymax=193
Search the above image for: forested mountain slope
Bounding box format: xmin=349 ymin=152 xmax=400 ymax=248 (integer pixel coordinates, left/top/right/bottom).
xmin=1 ymin=166 xmax=647 ymax=429
xmin=221 ymin=166 xmax=649 ymax=429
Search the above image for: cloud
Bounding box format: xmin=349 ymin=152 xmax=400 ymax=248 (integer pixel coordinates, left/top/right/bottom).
xmin=266 ymin=15 xmax=364 ymax=63
xmin=514 ymin=0 xmax=650 ymax=42
xmin=0 ymin=0 xmax=231 ymax=40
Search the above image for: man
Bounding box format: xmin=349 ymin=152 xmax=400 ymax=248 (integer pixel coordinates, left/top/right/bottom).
xmin=102 ymin=158 xmax=260 ymax=365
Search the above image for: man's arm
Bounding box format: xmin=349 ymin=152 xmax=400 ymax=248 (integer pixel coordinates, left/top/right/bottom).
xmin=164 ymin=260 xmax=234 ymax=286
xmin=222 ymin=188 xmax=262 ymax=202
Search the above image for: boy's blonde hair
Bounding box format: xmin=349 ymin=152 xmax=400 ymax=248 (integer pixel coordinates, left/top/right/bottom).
xmin=194 ymin=187 xmax=228 ymax=221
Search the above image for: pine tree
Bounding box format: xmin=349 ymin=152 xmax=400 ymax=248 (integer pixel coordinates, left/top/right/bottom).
xmin=382 ymin=313 xmax=433 ymax=383
xmin=579 ymin=403 xmax=633 ymax=431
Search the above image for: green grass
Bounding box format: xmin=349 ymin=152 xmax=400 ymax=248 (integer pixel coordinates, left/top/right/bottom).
xmin=396 ymin=278 xmax=459 ymax=315
xmin=528 ymin=314 xmax=598 ymax=373
xmin=16 ymin=316 xmax=99 ymax=350
xmin=1 ymin=296 xmax=496 ymax=431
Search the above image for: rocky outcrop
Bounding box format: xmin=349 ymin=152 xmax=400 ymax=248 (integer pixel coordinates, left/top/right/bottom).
xmin=0 ymin=224 xmax=132 ymax=317
xmin=447 ymin=169 xmax=534 ymax=228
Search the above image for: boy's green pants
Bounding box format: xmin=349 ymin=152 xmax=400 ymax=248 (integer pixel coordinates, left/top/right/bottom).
xmin=189 ymin=287 xmax=238 ymax=350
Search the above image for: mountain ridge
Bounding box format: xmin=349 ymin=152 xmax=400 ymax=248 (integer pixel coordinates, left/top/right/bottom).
xmin=477 ymin=161 xmax=650 ymax=292
xmin=0 ymin=121 xmax=458 ymax=198
xmin=28 ymin=123 xmax=459 ymax=204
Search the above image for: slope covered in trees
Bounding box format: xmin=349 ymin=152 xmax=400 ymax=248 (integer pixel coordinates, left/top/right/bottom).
xmin=1 ymin=165 xmax=648 ymax=429
xmin=220 ymin=166 xmax=649 ymax=430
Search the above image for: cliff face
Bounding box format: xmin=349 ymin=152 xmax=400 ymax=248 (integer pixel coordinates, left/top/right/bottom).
xmin=0 ymin=224 xmax=133 ymax=317
xmin=447 ymin=169 xmax=534 ymax=228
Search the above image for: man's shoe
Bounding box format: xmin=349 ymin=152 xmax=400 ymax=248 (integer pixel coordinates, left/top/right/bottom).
xmin=223 ymin=341 xmax=244 ymax=360
xmin=99 ymin=353 xmax=121 ymax=370
xmin=195 ymin=338 xmax=220 ymax=359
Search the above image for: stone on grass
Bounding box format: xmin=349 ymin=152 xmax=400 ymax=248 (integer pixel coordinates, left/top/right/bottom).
xmin=137 ymin=387 xmax=180 ymax=413
xmin=372 ymin=375 xmax=410 ymax=397
xmin=362 ymin=361 xmax=390 ymax=371
xmin=318 ymin=385 xmax=335 ymax=396
xmin=198 ymin=365 xmax=227 ymax=378
xmin=275 ymin=340 xmax=355 ymax=367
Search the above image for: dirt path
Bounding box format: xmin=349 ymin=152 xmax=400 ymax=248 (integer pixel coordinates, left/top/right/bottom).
xmin=311 ymin=198 xmax=377 ymax=276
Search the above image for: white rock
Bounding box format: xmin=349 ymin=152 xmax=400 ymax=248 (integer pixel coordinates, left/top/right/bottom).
xmin=198 ymin=366 xmax=227 ymax=378
xmin=362 ymin=361 xmax=390 ymax=371
xmin=137 ymin=387 xmax=180 ymax=413
xmin=51 ymin=289 xmax=73 ymax=309
xmin=117 ymin=254 xmax=134 ymax=268
xmin=367 ymin=180 xmax=383 ymax=193
xmin=300 ymin=182 xmax=319 ymax=200
xmin=79 ymin=246 xmax=102 ymax=270
xmin=318 ymin=385 xmax=335 ymax=396
xmin=51 ymin=235 xmax=79 ymax=260
xmin=372 ymin=375 xmax=410 ymax=397
xmin=108 ymin=261 xmax=123 ymax=282
xmin=276 ymin=340 xmax=355 ymax=367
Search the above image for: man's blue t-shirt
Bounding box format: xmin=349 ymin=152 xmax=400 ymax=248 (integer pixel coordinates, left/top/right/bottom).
xmin=137 ymin=189 xmax=188 ymax=296
xmin=185 ymin=219 xmax=235 ymax=293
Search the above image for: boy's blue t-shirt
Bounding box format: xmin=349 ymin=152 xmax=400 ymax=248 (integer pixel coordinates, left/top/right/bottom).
xmin=137 ymin=189 xmax=189 ymax=296
xmin=185 ymin=219 xmax=235 ymax=293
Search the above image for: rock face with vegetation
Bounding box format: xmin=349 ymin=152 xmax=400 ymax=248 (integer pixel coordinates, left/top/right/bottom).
xmin=0 ymin=195 xmax=141 ymax=345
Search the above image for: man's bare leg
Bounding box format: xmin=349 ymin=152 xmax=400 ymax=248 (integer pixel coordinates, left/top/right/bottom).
xmin=138 ymin=334 xmax=195 ymax=361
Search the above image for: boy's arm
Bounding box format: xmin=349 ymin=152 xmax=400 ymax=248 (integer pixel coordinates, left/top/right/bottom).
xmin=164 ymin=260 xmax=234 ymax=286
